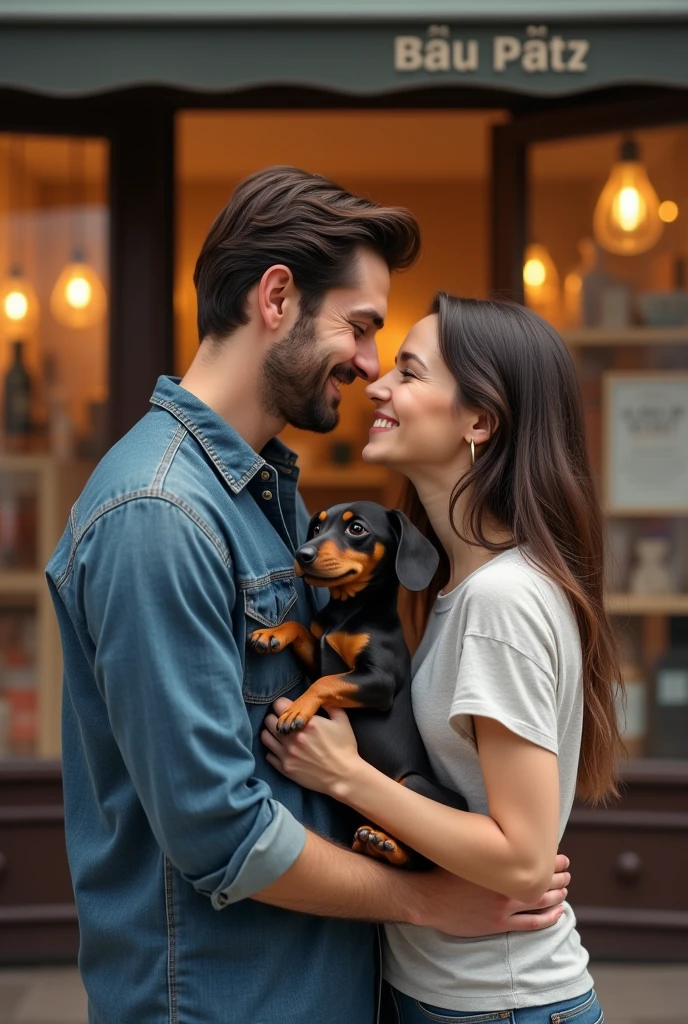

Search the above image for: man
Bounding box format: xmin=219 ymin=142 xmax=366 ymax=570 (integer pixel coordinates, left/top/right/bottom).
xmin=47 ymin=167 xmax=570 ymax=1024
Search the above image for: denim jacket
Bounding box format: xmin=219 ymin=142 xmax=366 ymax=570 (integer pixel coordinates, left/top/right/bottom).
xmin=46 ymin=376 xmax=376 ymax=1024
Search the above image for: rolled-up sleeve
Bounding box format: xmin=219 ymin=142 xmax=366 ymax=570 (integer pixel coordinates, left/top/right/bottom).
xmin=77 ymin=496 xmax=306 ymax=906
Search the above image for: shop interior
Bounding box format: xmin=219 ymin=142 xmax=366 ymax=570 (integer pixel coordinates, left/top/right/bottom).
xmin=0 ymin=109 xmax=687 ymax=767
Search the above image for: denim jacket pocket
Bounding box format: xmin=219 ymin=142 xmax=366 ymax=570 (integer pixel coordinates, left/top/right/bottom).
xmin=242 ymin=574 xmax=303 ymax=703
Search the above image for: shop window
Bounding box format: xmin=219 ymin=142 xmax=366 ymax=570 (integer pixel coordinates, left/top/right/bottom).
xmin=174 ymin=109 xmax=505 ymax=509
xmin=526 ymin=125 xmax=688 ymax=763
xmin=0 ymin=134 xmax=109 ymax=758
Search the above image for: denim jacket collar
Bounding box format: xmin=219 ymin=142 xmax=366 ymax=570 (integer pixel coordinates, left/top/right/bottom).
xmin=149 ymin=375 xmax=298 ymax=494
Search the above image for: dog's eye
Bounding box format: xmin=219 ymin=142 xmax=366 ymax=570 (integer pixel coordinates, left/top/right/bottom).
xmin=345 ymin=521 xmax=368 ymax=537
xmin=312 ymin=523 xmax=321 ymax=536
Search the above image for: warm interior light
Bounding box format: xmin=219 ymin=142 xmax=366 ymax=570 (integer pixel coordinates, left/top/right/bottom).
xmin=593 ymin=137 xmax=663 ymax=255
xmin=614 ymin=187 xmax=643 ymax=232
xmin=523 ymin=258 xmax=547 ymax=288
xmin=0 ymin=268 xmax=39 ymax=337
xmin=51 ymin=258 xmax=107 ymax=328
xmin=523 ymin=243 xmax=560 ymax=325
xmin=659 ymin=200 xmax=679 ymax=223
xmin=4 ymin=290 xmax=29 ymax=321
xmin=65 ymin=275 xmax=92 ymax=309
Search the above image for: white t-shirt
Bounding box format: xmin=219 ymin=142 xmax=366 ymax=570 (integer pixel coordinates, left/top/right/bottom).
xmin=383 ymin=546 xmax=594 ymax=1011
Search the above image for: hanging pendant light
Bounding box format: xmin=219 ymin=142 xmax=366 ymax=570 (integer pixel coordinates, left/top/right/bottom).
xmin=0 ymin=136 xmax=40 ymax=339
xmin=0 ymin=264 xmax=39 ymax=337
xmin=523 ymin=242 xmax=559 ymax=309
xmin=50 ymin=140 xmax=107 ymax=329
xmin=593 ymin=136 xmax=663 ymax=256
xmin=51 ymin=249 xmax=107 ymax=329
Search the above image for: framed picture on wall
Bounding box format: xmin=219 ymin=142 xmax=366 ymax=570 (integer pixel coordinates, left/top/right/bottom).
xmin=603 ymin=372 xmax=688 ymax=515
xmin=606 ymin=370 xmax=688 ymax=512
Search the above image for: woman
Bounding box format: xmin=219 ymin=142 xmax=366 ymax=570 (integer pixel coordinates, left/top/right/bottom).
xmin=262 ymin=294 xmax=621 ymax=1024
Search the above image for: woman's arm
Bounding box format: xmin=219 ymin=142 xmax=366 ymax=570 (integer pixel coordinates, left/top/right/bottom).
xmin=263 ymin=700 xmax=560 ymax=903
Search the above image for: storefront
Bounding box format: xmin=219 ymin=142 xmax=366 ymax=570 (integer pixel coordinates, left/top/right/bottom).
xmin=1 ymin=0 xmax=687 ymax=962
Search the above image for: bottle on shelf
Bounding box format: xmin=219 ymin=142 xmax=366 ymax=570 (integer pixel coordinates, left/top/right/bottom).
xmin=3 ymin=340 xmax=33 ymax=447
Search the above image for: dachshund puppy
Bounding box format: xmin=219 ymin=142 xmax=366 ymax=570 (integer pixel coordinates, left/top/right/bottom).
xmin=249 ymin=501 xmax=466 ymax=867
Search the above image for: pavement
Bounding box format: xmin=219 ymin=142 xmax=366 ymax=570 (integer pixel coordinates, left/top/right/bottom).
xmin=0 ymin=962 xmax=685 ymax=1023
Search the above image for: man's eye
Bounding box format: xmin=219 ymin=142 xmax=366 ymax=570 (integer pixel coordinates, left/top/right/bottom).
xmin=352 ymin=323 xmax=366 ymax=338
xmin=346 ymin=522 xmax=368 ymax=537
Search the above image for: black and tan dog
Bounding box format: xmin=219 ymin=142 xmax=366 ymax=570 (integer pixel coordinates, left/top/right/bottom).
xmin=249 ymin=500 xmax=466 ymax=866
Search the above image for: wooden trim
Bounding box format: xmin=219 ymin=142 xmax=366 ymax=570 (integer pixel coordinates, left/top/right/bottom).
xmin=564 ymin=328 xmax=688 ymax=348
xmin=109 ymin=107 xmax=175 ymax=443
xmin=490 ymin=123 xmax=526 ymax=302
xmin=499 ymin=93 xmax=688 ymax=145
xmin=0 ymin=759 xmax=62 ymax=780
xmin=576 ymin=906 xmax=688 ymax=930
xmin=0 ymin=904 xmax=77 ymax=924
xmin=620 ymin=758 xmax=688 ymax=784
xmin=0 ymin=804 xmax=64 ymax=824
xmin=568 ymin=809 xmax=688 ymax=830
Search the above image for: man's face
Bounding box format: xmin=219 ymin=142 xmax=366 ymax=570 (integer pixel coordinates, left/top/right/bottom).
xmin=260 ymin=248 xmax=390 ymax=433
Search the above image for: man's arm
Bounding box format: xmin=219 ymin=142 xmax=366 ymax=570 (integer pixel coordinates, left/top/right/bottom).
xmin=81 ymin=496 xmax=568 ymax=932
xmin=256 ymin=832 xmax=571 ymax=937
xmin=81 ymin=497 xmax=306 ymax=907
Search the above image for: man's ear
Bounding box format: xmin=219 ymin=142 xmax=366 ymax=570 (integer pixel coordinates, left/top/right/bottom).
xmin=387 ymin=509 xmax=439 ymax=592
xmin=257 ymin=264 xmax=296 ymax=331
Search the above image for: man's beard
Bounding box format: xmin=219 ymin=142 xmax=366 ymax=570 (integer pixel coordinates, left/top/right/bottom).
xmin=259 ymin=309 xmax=353 ymax=433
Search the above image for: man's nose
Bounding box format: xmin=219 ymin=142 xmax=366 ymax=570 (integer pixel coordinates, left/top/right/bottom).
xmin=352 ymin=336 xmax=380 ymax=383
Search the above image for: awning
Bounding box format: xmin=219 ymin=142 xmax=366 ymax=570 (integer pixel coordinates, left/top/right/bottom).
xmin=0 ymin=6 xmax=687 ymax=98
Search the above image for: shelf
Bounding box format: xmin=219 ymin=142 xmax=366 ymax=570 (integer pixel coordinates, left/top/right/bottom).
xmin=564 ymin=327 xmax=688 ymax=348
xmin=603 ymin=508 xmax=688 ymax=519
xmin=0 ymin=571 xmax=44 ymax=596
xmin=606 ymin=592 xmax=688 ymax=616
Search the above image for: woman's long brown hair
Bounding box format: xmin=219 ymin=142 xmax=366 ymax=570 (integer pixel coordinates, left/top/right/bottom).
xmin=399 ymin=293 xmax=623 ymax=804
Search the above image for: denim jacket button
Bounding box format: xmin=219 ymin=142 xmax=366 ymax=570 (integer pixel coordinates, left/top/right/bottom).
xmin=261 ymin=490 xmax=273 ymax=500
xmin=260 ymin=470 xmax=270 ymax=481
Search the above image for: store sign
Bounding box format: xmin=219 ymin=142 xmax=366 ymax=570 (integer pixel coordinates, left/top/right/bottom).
xmin=395 ymin=25 xmax=589 ymax=76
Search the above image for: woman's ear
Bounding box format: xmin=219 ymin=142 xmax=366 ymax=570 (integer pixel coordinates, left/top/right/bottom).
xmin=465 ymin=408 xmax=494 ymax=449
xmin=387 ymin=509 xmax=440 ymax=592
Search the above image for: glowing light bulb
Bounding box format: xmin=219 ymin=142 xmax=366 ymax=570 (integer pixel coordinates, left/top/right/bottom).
xmin=659 ymin=200 xmax=679 ymax=224
xmin=523 ymin=259 xmax=546 ymax=288
xmin=593 ymin=138 xmax=663 ymax=255
xmin=0 ymin=267 xmax=39 ymax=338
xmin=65 ymin=275 xmax=92 ymax=309
xmin=4 ymin=290 xmax=29 ymax=321
xmin=523 ymin=243 xmax=561 ymax=326
xmin=51 ymin=257 xmax=107 ymax=328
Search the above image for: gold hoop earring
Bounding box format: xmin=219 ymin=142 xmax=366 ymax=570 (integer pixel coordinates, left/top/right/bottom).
xmin=470 ymin=438 xmax=475 ymax=466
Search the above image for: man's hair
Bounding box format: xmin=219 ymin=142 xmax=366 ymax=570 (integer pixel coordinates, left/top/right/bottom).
xmin=193 ymin=166 xmax=421 ymax=342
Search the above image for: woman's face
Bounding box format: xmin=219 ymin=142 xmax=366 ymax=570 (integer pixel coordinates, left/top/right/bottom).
xmin=363 ymin=314 xmax=475 ymax=474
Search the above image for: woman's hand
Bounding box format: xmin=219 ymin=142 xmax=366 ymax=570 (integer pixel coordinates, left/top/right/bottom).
xmin=262 ymin=697 xmax=364 ymax=797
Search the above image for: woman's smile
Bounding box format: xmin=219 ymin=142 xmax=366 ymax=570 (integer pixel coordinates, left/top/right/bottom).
xmin=369 ymin=413 xmax=399 ymax=434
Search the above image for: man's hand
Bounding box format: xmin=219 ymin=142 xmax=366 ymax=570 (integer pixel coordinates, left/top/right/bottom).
xmin=407 ymin=854 xmax=570 ymax=937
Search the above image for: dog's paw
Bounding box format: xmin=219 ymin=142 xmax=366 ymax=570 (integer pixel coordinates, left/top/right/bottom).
xmin=353 ymin=826 xmax=409 ymax=867
xmin=275 ymin=703 xmax=312 ymax=733
xmin=248 ymin=628 xmax=285 ymax=654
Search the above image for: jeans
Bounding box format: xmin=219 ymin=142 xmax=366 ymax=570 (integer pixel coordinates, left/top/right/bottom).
xmin=391 ymin=988 xmax=603 ymax=1024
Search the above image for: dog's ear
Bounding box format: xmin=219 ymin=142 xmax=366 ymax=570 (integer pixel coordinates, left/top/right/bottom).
xmin=305 ymin=511 xmax=324 ymax=540
xmin=387 ymin=509 xmax=440 ymax=592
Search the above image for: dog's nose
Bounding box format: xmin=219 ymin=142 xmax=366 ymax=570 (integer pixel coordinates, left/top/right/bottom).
xmin=297 ymin=545 xmax=318 ymax=565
